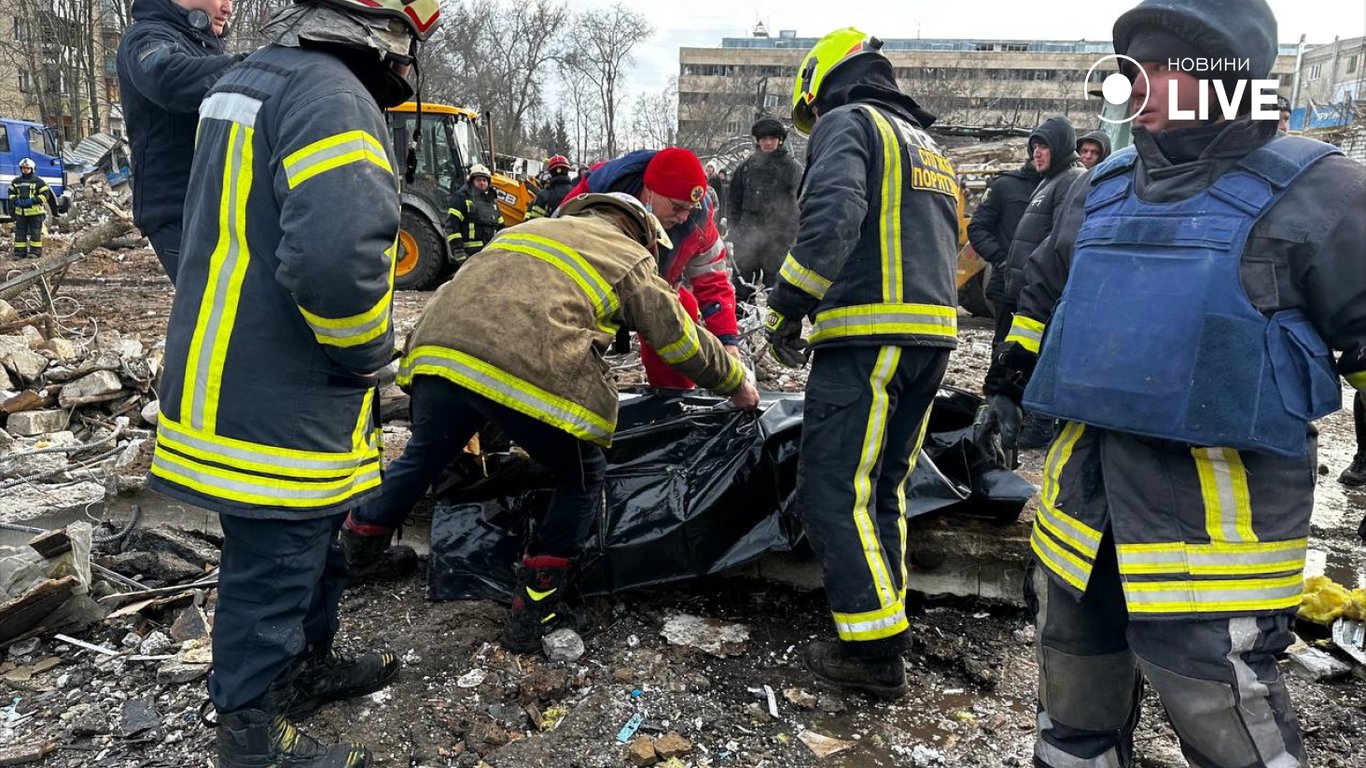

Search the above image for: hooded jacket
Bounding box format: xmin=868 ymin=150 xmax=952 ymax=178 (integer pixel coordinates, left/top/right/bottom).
xmin=1076 ymin=129 xmax=1112 ymax=163
xmin=1003 ymin=117 xmax=1083 ymax=302
xmin=400 ymin=213 xmax=745 ymax=446
xmin=967 ymin=160 xmax=1041 ymax=303
xmin=117 ymin=0 xmax=240 ymax=238
xmin=768 ymin=55 xmax=960 ymax=350
xmin=149 ymin=42 xmax=400 ymax=519
xmin=726 ymin=141 xmax=803 ymax=238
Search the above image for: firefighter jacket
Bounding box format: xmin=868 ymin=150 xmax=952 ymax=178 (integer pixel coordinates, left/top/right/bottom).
xmin=398 ymin=213 xmax=746 ymax=446
xmin=446 ymin=183 xmax=504 ymax=253
xmin=566 ymin=151 xmax=740 ymax=346
xmin=527 ymin=174 xmax=574 ymax=218
xmin=117 ymin=0 xmax=241 ymax=239
xmin=966 ymin=161 xmax=1040 ymax=303
xmin=726 ymin=143 xmax=803 ymax=237
xmin=1002 ymin=117 xmax=1082 ymax=303
xmin=148 ymin=45 xmax=400 ymax=519
xmin=768 ymin=101 xmax=960 ymax=351
xmin=6 ymin=173 xmax=56 ymax=217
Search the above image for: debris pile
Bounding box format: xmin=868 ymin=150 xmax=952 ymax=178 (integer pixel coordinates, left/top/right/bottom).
xmin=1289 ymin=575 xmax=1366 ymax=682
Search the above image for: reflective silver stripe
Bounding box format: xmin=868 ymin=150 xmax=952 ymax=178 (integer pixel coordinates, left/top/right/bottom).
xmin=655 ymin=321 xmax=701 ymax=365
xmin=683 ymin=237 xmax=726 ymax=278
xmin=1227 ymin=618 xmax=1302 ymax=768
xmin=1118 ymin=541 xmax=1306 ymax=576
xmin=200 ymin=92 xmax=262 ymax=126
xmin=152 ymin=452 xmax=381 ymax=501
xmin=1035 ymin=714 xmax=1124 ymax=768
xmin=157 ymin=416 xmax=373 ymax=473
xmin=496 ymin=234 xmax=619 ymax=323
xmin=777 ymin=255 xmax=831 ymax=299
xmin=189 ymin=123 xmax=249 ymax=431
xmin=403 ymin=351 xmax=612 ymax=445
xmin=1031 ymin=524 xmax=1092 ymax=589
xmin=1036 ymin=500 xmax=1102 ymax=557
xmin=304 ymin=311 xmax=388 ymax=343
xmin=1124 ymin=577 xmax=1303 ymax=612
xmin=810 ymin=304 xmax=957 ymax=342
xmin=833 ymin=607 xmax=906 ymax=637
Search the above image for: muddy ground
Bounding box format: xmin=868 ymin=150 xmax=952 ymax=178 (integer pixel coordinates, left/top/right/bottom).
xmin=2 ymin=238 xmax=1364 ymax=767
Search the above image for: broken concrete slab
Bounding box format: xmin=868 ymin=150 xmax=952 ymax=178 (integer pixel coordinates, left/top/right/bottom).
xmin=541 ymin=628 xmax=584 ymax=662
xmin=139 ymin=399 xmax=159 ymax=427
xmin=0 ymin=481 xmax=106 ymax=524
xmin=156 ymin=659 xmax=209 ymax=685
xmin=5 ymin=408 xmax=68 ymax=436
xmin=0 ymin=336 xmax=29 ymax=359
xmin=2 ymin=348 xmax=48 ymax=383
xmin=0 ymin=300 xmax=16 ymax=326
xmin=660 ymin=614 xmax=749 ymax=657
xmin=0 ymin=366 xmax=12 ymax=392
xmin=57 ymin=369 xmax=123 ymax=408
xmin=39 ymin=338 xmax=80 ymax=363
xmin=1289 ymin=645 xmax=1352 ymax=681
xmin=119 ymin=695 xmax=160 ymax=736
xmin=124 ymin=526 xmax=221 ymax=572
xmin=43 ymin=351 xmax=120 ymax=383
xmin=0 ymin=389 xmax=49 ymax=415
xmin=19 ymin=325 xmax=43 ymax=349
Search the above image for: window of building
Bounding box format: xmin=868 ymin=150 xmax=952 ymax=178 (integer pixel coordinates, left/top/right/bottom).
xmin=1348 ymin=54 xmax=1360 ymax=74
xmin=1308 ymin=63 xmax=1322 ymax=80
xmin=0 ymin=126 xmax=8 ymax=153
xmin=1004 ymin=43 xmax=1028 ymax=52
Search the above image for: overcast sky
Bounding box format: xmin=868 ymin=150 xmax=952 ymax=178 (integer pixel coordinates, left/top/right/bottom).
xmin=565 ymin=0 xmax=1366 ymax=96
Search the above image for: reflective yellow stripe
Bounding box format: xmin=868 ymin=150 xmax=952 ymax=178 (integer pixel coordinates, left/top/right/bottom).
xmin=399 ymin=345 xmax=615 ymax=446
xmin=156 ymin=413 xmax=378 ymax=480
xmin=1123 ymin=573 xmax=1303 ymax=614
xmin=1193 ymin=447 xmax=1257 ymax=545
xmin=181 ymin=121 xmax=253 ymax=433
xmin=718 ymin=357 xmax=746 ymax=393
xmin=352 ymin=386 xmax=375 ymax=451
xmin=151 ymin=447 xmax=381 ymax=508
xmin=284 ymin=130 xmax=391 ymax=189
xmin=1030 ymin=522 xmax=1090 ymax=591
xmin=1004 ymin=314 xmax=1045 ymax=354
xmin=894 ymin=408 xmax=933 ymax=594
xmin=494 ymin=233 xmax=620 ymax=336
xmin=1040 ymin=421 xmax=1085 ymax=520
xmin=448 ymin=208 xmax=465 ymax=220
xmin=832 ymin=600 xmax=908 ymax=642
xmin=296 ymin=242 xmax=394 ymax=349
xmin=776 ymin=253 xmax=832 ymax=299
xmin=1347 ymin=370 xmax=1366 ymax=390
xmin=809 ymin=302 xmax=957 ymax=344
xmin=1117 ymin=538 xmax=1307 ymax=577
xmin=859 ymin=105 xmax=903 ymax=303
xmin=1035 ymin=499 xmax=1102 ymax=559
xmin=655 ymin=318 xmax=701 ymax=365
xmin=851 ymin=346 xmax=903 ymax=609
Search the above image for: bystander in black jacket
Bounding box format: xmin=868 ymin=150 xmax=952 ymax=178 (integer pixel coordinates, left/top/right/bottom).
xmin=967 ymin=159 xmax=1040 ymax=327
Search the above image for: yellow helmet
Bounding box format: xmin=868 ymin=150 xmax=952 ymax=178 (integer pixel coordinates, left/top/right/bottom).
xmin=791 ymin=27 xmax=885 ymax=135
xmin=314 ymin=0 xmax=442 ymax=41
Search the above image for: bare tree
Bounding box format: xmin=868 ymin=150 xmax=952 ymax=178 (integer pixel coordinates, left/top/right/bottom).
xmin=629 ymin=77 xmax=677 ymax=149
xmin=556 ymin=57 xmax=603 ymax=162
xmin=561 ymin=4 xmax=651 ymax=157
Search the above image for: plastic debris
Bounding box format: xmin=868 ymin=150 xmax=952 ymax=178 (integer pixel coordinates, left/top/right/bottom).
xmin=456 ymin=668 xmax=488 ymax=688
xmin=617 ymin=711 xmax=645 ymax=743
xmin=797 ymin=729 xmax=855 ymax=758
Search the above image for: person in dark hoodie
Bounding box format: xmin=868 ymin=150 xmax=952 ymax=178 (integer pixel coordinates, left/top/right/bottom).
xmin=117 ymin=0 xmax=243 ymax=283
xmin=1076 ymin=128 xmax=1112 ymax=169
xmin=727 ymin=116 xmax=804 ymax=289
xmin=765 ymin=27 xmax=960 ymax=700
xmin=967 ymin=152 xmax=1041 ymax=345
xmin=975 ymin=0 xmax=1366 ymax=765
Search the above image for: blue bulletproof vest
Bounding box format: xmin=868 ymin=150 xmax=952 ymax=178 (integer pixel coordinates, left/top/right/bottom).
xmin=1024 ymin=136 xmax=1342 ymax=458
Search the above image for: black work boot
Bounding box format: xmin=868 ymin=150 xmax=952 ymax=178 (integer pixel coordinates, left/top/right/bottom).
xmin=504 ymin=555 xmax=593 ymax=654
xmin=803 ymin=640 xmax=908 ymax=701
xmin=285 ymin=646 xmax=401 ymax=720
xmin=1341 ymin=454 xmax=1366 ymax=488
xmin=216 ymin=707 xmax=370 ymax=768
xmin=339 ymin=513 xmax=418 ymax=584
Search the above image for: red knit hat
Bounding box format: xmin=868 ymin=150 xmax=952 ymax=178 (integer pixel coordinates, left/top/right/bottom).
xmin=643 ymin=147 xmax=707 ymax=205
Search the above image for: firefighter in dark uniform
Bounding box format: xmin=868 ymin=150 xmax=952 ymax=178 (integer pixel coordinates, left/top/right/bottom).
xmin=526 ymin=154 xmax=574 ymax=218
xmin=766 ymin=28 xmax=960 ymax=700
xmin=7 ymin=158 xmax=59 ymax=259
xmin=974 ymin=0 xmax=1366 ymax=765
xmin=148 ymin=0 xmax=442 ymax=765
xmin=446 ymin=163 xmax=504 ymax=263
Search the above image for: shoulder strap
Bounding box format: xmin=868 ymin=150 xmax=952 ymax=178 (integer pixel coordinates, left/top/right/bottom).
xmin=1090 ymin=145 xmax=1137 ymax=182
xmin=1236 ymin=135 xmax=1340 ymax=189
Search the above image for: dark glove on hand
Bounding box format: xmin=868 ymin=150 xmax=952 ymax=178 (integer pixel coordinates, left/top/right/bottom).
xmin=973 ymin=394 xmax=1023 ymax=464
xmin=764 ymin=308 xmax=809 ymax=368
xmin=983 ymin=342 xmax=1038 ymax=403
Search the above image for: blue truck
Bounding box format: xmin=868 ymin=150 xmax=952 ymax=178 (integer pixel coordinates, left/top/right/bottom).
xmin=1 ymin=117 xmax=69 ymax=220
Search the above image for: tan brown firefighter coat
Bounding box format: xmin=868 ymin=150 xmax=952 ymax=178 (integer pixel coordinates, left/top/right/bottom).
xmin=398 ymin=211 xmax=747 ymax=446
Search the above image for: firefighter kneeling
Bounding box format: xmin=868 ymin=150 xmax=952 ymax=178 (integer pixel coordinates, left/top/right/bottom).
xmin=344 ymin=192 xmax=760 ymax=652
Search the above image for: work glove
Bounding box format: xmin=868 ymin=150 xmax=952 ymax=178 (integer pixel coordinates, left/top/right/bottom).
xmin=973 ymin=394 xmax=1023 ymax=467
xmin=764 ymin=308 xmax=809 ymax=368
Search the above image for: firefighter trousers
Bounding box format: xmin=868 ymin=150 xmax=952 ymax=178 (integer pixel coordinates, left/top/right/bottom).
xmin=798 ymin=344 xmax=949 ymax=659
xmin=1028 ymin=424 xmax=1313 ymax=768
xmin=13 ymin=213 xmax=43 ymax=258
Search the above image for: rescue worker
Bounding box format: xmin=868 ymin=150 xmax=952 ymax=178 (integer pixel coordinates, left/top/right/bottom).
xmin=967 ymin=150 xmax=1041 ymax=345
xmin=1076 ymin=129 xmax=1112 ymax=169
xmin=6 ymin=158 xmax=59 ymax=259
xmin=148 ymin=0 xmax=441 ymax=765
xmin=564 ymin=147 xmax=742 ymax=386
xmin=446 ymin=163 xmax=504 ymax=263
xmin=526 ymin=155 xmax=574 ymax=218
xmin=992 ymin=116 xmax=1083 ymax=451
xmin=341 ymin=192 xmax=759 ymax=653
xmin=117 ymin=0 xmax=242 ymax=283
xmin=727 ymin=116 xmax=804 ymax=289
xmin=767 ymin=28 xmax=960 ymax=699
xmin=974 ymin=0 xmax=1366 ymax=764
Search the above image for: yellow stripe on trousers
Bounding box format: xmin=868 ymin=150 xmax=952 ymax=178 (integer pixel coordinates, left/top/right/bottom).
xmin=849 ymin=346 xmax=903 ymax=610
xmin=1193 ymin=447 xmax=1257 ymax=545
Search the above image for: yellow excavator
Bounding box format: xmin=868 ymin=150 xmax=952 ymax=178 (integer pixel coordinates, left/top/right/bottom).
xmin=386 ymin=101 xmax=538 ymax=290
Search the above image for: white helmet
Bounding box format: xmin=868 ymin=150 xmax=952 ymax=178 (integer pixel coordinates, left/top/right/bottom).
xmin=18 ymin=158 xmax=35 ymax=170
xmin=558 ymin=192 xmax=673 ymax=254
xmin=468 ymin=163 xmax=492 ymax=180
